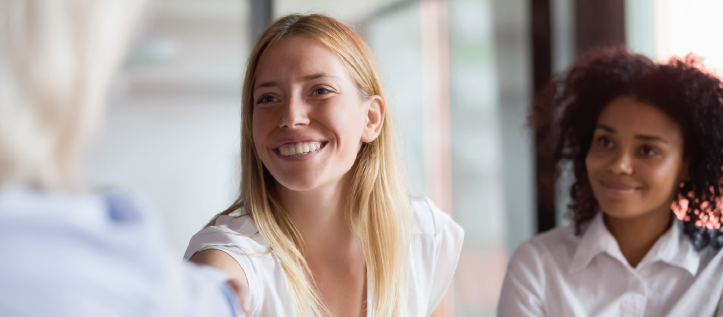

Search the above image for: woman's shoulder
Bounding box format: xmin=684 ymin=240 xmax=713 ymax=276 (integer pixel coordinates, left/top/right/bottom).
xmin=407 ymin=196 xmax=464 ymax=314
xmin=409 ymin=196 xmax=464 ymax=238
xmin=183 ymin=208 xmax=269 ymax=261
xmin=407 ymin=195 xmax=464 ymax=268
xmin=499 ymin=226 xmax=578 ymax=316
xmin=184 ymin=208 xmax=295 ymax=316
xmin=507 ymin=224 xmax=578 ymax=273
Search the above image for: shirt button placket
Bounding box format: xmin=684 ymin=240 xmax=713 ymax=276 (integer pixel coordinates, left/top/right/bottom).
xmin=620 ymin=293 xmax=645 ymax=317
xmin=634 ymin=293 xmax=646 ymax=316
xmin=621 ymin=272 xmax=647 ymax=317
xmin=636 ymin=276 xmax=647 ymax=317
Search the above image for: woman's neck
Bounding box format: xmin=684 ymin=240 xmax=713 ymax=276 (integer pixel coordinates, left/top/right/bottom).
xmin=277 ymin=172 xmax=367 ymax=317
xmin=277 ymin=172 xmax=357 ymax=258
xmin=603 ymin=208 xmax=673 ymax=268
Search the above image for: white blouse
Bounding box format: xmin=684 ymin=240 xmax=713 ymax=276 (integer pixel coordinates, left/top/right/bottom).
xmin=498 ymin=212 xmax=723 ymax=317
xmin=184 ymin=196 xmax=464 ymax=317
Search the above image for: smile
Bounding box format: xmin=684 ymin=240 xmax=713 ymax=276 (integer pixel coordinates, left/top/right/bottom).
xmin=600 ymin=180 xmax=639 ymax=197
xmin=277 ymin=141 xmax=327 ymax=157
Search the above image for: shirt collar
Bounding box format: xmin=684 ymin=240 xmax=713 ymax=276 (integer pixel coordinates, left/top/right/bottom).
xmin=568 ymin=212 xmax=701 ymax=276
xmin=568 ymin=212 xmax=618 ymax=274
xmin=642 ymin=216 xmax=700 ymax=276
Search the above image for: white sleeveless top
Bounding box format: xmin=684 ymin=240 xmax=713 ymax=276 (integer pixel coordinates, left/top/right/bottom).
xmin=184 ymin=196 xmax=464 ymax=317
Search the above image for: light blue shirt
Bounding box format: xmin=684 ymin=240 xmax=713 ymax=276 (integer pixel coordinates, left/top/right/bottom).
xmin=0 ymin=187 xmax=243 ymax=317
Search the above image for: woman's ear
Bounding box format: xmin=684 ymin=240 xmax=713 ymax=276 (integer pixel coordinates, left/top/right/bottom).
xmin=361 ymin=95 xmax=385 ymax=143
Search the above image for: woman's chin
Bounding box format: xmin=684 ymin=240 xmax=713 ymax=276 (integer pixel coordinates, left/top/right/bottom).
xmin=275 ymin=177 xmax=326 ymax=193
xmin=599 ymin=202 xmax=655 ymax=221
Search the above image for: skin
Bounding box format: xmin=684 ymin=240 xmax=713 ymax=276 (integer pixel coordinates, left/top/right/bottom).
xmin=586 ymin=95 xmax=687 ymax=268
xmin=193 ymin=35 xmax=448 ymax=316
xmin=190 ymin=250 xmax=251 ymax=311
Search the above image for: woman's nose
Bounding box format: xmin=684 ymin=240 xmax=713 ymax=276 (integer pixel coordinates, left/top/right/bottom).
xmin=608 ymin=150 xmax=633 ymax=175
xmin=279 ymin=96 xmax=310 ymax=128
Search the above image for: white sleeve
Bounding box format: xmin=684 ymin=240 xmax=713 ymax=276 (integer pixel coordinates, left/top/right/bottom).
xmin=716 ymin=287 xmax=723 ymax=317
xmin=425 ymin=200 xmax=465 ymax=315
xmin=497 ymin=241 xmax=547 ymax=317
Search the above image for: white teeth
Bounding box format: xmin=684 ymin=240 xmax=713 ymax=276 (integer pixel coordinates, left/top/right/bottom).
xmin=279 ymin=141 xmax=323 ymax=156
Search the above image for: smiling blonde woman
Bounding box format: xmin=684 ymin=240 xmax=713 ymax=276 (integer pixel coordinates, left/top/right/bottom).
xmin=184 ymin=14 xmax=464 ymax=317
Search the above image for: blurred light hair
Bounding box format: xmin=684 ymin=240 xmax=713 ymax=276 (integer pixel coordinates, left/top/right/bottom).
xmin=210 ymin=14 xmax=412 ymax=317
xmin=0 ymin=0 xmax=144 ymax=191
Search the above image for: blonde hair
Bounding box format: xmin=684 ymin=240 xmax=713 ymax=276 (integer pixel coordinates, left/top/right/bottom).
xmin=0 ymin=0 xmax=144 ymax=191
xmin=213 ymin=14 xmax=412 ymax=317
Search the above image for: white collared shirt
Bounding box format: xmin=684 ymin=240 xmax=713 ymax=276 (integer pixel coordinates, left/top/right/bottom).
xmin=498 ymin=213 xmax=723 ymax=317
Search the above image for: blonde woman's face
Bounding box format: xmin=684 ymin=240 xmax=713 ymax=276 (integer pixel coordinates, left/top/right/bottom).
xmin=251 ymin=35 xmax=382 ymax=192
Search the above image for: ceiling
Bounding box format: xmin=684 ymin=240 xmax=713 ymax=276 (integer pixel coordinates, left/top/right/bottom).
xmin=275 ymin=0 xmax=403 ymax=23
xmin=117 ymin=0 xmax=403 ymax=100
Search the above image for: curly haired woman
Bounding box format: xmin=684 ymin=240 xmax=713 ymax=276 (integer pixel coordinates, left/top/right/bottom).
xmin=498 ymin=47 xmax=723 ymax=317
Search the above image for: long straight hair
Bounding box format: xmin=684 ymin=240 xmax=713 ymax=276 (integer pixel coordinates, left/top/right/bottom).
xmin=209 ymin=14 xmax=412 ymax=317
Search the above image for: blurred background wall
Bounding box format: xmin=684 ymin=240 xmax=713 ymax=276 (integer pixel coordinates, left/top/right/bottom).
xmin=86 ymin=0 xmax=723 ymax=316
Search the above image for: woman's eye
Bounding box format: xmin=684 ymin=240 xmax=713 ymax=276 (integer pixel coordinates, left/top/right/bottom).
xmin=597 ymin=136 xmax=613 ymax=148
xmin=640 ymin=145 xmax=658 ymax=156
xmin=312 ymin=87 xmax=331 ymax=95
xmin=257 ymin=95 xmax=277 ymax=104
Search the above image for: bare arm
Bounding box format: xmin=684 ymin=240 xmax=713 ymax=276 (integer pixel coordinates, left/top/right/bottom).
xmin=190 ymin=249 xmax=251 ymax=311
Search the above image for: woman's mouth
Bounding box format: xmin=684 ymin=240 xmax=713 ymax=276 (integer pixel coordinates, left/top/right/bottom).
xmin=276 ymin=141 xmax=327 ymax=157
xmin=599 ymin=180 xmax=639 ymax=197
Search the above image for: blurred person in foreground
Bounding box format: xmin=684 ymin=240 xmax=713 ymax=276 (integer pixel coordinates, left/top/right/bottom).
xmin=0 ymin=1 xmax=248 ymax=316
xmin=498 ymin=47 xmax=723 ymax=316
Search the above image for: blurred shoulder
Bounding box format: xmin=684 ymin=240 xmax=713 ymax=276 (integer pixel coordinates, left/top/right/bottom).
xmin=0 ymin=187 xmax=200 ymax=316
xmin=0 ymin=186 xmax=159 ymax=235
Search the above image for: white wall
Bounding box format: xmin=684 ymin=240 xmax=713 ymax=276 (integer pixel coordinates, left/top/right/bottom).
xmin=87 ymin=96 xmax=241 ymax=256
xmin=86 ymin=0 xmax=246 ymax=256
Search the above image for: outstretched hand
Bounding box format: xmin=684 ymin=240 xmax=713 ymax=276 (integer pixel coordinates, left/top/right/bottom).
xmin=227 ymin=277 xmax=251 ymax=314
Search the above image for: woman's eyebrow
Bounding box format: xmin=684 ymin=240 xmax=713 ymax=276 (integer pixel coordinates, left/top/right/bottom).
xmin=255 ymin=74 xmax=338 ymax=90
xmin=635 ymin=134 xmax=668 ymax=143
xmin=254 ymin=81 xmax=277 ymax=90
xmin=596 ymin=124 xmax=615 ymax=133
xmin=598 ymin=124 xmax=668 ymax=143
xmin=304 ymin=72 xmax=338 ymax=80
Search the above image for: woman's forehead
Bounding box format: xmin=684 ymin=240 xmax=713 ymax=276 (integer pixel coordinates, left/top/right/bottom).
xmin=597 ymin=96 xmax=682 ymax=141
xmin=254 ymin=35 xmax=353 ymax=84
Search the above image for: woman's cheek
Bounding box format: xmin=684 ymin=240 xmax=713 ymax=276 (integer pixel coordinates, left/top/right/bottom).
xmin=585 ymin=154 xmax=604 ymax=176
xmin=646 ymin=161 xmax=679 ymax=193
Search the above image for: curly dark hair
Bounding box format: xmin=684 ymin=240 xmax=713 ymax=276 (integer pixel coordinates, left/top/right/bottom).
xmin=533 ymin=47 xmax=723 ymax=250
